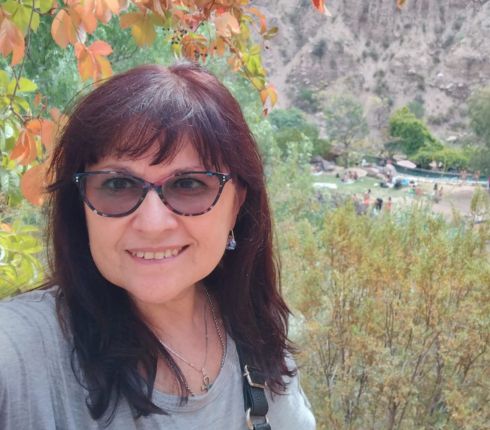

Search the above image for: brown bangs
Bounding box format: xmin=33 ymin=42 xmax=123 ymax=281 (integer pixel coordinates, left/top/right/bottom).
xmin=77 ymin=65 xmax=228 ymax=173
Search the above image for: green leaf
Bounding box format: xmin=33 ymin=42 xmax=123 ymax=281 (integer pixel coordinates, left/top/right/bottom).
xmin=3 ymin=2 xmax=32 ymax=34
xmin=37 ymin=0 xmax=54 ymax=14
xmin=0 ymin=128 xmax=5 ymax=151
xmin=0 ymin=71 xmax=9 ymax=89
xmin=30 ymin=11 xmax=40 ymax=32
xmin=8 ymin=77 xmax=37 ymax=94
xmin=12 ymin=96 xmax=30 ymax=113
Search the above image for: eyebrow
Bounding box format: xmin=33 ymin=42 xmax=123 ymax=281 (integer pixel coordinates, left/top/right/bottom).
xmin=92 ymin=165 xmax=207 ymax=177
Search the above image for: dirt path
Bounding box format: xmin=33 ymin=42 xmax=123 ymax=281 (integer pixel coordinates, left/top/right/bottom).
xmin=428 ymin=185 xmax=476 ymax=219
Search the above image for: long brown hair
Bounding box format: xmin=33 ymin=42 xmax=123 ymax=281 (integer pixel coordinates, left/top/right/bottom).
xmin=47 ymin=62 xmax=294 ymax=422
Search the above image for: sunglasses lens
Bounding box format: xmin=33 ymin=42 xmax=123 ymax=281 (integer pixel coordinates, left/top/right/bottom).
xmin=82 ymin=173 xmax=144 ymax=216
xmin=164 ymin=173 xmax=222 ymax=215
xmin=78 ymin=172 xmax=224 ymax=217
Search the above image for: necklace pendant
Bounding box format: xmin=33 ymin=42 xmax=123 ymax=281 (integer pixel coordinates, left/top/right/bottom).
xmin=201 ymin=373 xmax=212 ymax=392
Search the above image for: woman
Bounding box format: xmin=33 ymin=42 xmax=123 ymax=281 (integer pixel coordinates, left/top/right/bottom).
xmin=0 ymin=63 xmax=315 ymax=429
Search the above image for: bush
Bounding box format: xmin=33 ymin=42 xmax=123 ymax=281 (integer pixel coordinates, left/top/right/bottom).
xmin=269 ymin=108 xmax=331 ymax=158
xmin=388 ymin=107 xmax=441 ymax=156
xmin=413 ymin=147 xmax=469 ymax=171
xmin=280 ymin=204 xmax=490 ymax=430
xmin=295 ymin=88 xmax=321 ymax=113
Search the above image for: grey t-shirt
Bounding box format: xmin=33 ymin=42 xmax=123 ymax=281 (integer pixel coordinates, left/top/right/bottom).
xmin=0 ymin=289 xmax=316 ymax=430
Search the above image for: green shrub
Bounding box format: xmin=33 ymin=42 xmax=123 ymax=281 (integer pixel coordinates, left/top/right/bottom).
xmin=0 ymin=221 xmax=44 ymax=298
xmin=280 ymin=204 xmax=490 ymax=430
xmin=413 ymin=147 xmax=469 ymax=171
xmin=388 ymin=107 xmax=441 ymax=156
xmin=269 ymin=108 xmax=331 ymax=158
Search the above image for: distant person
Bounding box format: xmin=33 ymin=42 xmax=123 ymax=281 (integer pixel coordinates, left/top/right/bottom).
xmin=363 ymin=189 xmax=371 ymax=207
xmin=433 ymin=183 xmax=440 ymax=203
xmin=385 ymin=197 xmax=393 ymax=212
xmin=460 ymin=169 xmax=468 ymax=184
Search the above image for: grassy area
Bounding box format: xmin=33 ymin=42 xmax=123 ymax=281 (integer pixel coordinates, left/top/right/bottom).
xmin=312 ymin=173 xmax=427 ymax=201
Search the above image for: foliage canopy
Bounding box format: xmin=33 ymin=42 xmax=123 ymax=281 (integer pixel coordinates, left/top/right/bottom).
xmin=388 ymin=107 xmax=441 ymax=157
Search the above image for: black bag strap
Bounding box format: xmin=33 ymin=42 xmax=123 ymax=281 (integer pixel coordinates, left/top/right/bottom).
xmin=236 ymin=344 xmax=271 ymax=430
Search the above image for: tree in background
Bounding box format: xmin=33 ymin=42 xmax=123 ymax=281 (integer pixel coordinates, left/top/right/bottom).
xmin=269 ymin=108 xmax=330 ymax=158
xmin=387 ymin=106 xmax=441 ymax=157
xmin=323 ymin=95 xmax=368 ymax=166
xmin=468 ymin=87 xmax=490 ymax=147
xmin=467 ymin=87 xmax=490 ymax=175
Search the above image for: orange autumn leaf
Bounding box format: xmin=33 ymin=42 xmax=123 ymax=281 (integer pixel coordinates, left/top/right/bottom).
xmin=33 ymin=92 xmax=42 ymax=107
xmin=0 ymin=223 xmax=12 ymax=232
xmin=24 ymin=117 xmax=57 ymax=151
xmin=260 ymin=85 xmax=278 ymax=107
xmin=75 ymin=41 xmax=112 ymax=82
xmin=26 ymin=118 xmax=42 ymax=135
xmin=88 ymin=0 xmax=124 ymax=23
xmin=311 ymin=0 xmax=332 ymax=16
xmin=214 ymin=12 xmax=240 ymax=38
xmin=0 ymin=16 xmax=25 ymax=65
xmin=311 ymin=0 xmax=325 ymax=13
xmin=20 ymin=163 xmax=48 ymax=206
xmin=49 ymin=107 xmax=67 ymax=124
xmin=10 ymin=128 xmax=39 ymax=166
xmin=51 ymin=9 xmax=79 ymax=48
xmin=210 ymin=36 xmax=226 ymax=56
xmin=181 ymin=34 xmax=207 ymax=60
xmin=72 ymin=4 xmax=98 ymax=34
xmin=397 ymin=0 xmax=407 ymax=9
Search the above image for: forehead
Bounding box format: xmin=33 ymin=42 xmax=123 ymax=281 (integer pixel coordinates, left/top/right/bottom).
xmin=87 ymin=140 xmax=225 ymax=179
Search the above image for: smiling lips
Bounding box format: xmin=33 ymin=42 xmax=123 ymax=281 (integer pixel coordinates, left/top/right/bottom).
xmin=128 ymin=247 xmax=185 ymax=260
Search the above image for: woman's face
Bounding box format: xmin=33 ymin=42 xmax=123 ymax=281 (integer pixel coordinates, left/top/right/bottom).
xmin=83 ymin=141 xmax=243 ymax=308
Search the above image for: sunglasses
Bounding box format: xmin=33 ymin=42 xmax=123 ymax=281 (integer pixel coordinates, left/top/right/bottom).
xmin=73 ymin=170 xmax=232 ymax=217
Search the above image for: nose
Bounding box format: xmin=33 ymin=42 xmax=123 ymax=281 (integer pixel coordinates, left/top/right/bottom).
xmin=131 ymin=188 xmax=179 ymax=232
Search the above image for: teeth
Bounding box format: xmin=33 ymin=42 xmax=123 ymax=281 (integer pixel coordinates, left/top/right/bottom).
xmin=131 ymin=248 xmax=182 ymax=260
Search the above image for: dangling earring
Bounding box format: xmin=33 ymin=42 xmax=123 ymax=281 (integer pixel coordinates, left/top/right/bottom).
xmin=226 ymin=230 xmax=237 ymax=250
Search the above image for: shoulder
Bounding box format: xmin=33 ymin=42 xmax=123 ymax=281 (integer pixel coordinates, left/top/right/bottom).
xmin=0 ymin=287 xmax=67 ymax=378
xmin=0 ymin=287 xmax=60 ymax=341
xmin=267 ymin=355 xmax=316 ymax=429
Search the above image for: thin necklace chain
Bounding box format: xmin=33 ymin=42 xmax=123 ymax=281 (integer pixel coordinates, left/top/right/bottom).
xmin=158 ymin=288 xmax=226 ymax=396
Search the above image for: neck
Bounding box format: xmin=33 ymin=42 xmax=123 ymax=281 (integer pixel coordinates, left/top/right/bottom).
xmin=134 ymin=284 xmax=206 ymax=340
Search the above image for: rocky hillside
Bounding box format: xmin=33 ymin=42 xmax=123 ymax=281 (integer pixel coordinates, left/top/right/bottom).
xmin=254 ymin=0 xmax=490 ymax=144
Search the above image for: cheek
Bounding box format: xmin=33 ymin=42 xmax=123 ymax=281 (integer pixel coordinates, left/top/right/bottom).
xmin=85 ymin=211 xmax=123 ymax=275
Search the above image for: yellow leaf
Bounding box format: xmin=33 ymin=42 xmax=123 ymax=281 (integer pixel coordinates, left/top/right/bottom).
xmin=120 ymin=12 xmax=156 ymax=47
